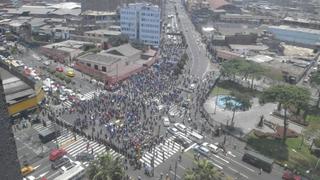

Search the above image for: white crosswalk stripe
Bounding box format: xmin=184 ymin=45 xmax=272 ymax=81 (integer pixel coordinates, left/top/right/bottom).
xmin=139 ymin=136 xmax=182 ymax=168
xmin=62 ymin=101 xmax=73 ymax=108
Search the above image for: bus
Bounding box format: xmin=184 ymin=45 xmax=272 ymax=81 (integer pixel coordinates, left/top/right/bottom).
xmin=54 ymin=164 xmax=85 ymax=180
xmin=242 ymin=150 xmax=274 ymax=173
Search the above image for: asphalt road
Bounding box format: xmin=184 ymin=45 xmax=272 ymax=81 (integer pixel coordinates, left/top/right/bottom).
xmin=174 ymin=0 xmax=211 ymax=79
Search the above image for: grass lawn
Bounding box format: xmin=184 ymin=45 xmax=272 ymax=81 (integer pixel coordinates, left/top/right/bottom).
xmin=246 ymin=132 xmax=320 ymax=179
xmin=211 ymin=80 xmax=260 ymax=97
xmin=211 ymin=86 xmax=231 ymax=96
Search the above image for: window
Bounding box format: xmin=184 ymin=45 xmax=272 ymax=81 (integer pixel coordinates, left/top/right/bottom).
xmin=102 ymin=66 xmax=106 ymax=72
xmin=87 ymin=63 xmax=91 ymax=67
xmin=94 ymin=65 xmax=98 ymax=70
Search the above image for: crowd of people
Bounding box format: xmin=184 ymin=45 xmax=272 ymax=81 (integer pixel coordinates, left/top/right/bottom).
xmin=48 ymin=36 xmax=196 ymax=170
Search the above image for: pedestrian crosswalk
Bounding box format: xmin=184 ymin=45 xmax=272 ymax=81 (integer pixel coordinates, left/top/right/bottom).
xmin=62 ymin=101 xmax=73 ymax=108
xmin=32 ymin=122 xmax=124 ymax=167
xmin=57 ymin=135 xmax=123 ymax=167
xmin=83 ymin=90 xmax=107 ymax=101
xmin=139 ymin=136 xmax=183 ymax=168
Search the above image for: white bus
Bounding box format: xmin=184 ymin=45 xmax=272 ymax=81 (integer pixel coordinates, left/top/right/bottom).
xmin=54 ymin=164 xmax=85 ymax=180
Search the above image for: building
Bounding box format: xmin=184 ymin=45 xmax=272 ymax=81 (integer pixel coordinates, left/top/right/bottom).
xmin=120 ymin=3 xmax=161 ymax=47
xmin=0 ymin=61 xmax=45 ymax=116
xmin=0 ymin=68 xmax=22 ymax=180
xmin=84 ymin=28 xmax=121 ymax=39
xmin=39 ymin=40 xmax=94 ymax=64
xmin=81 ymin=10 xmax=119 ymax=30
xmin=81 ymin=0 xmax=161 ymax=12
xmin=268 ymin=25 xmax=320 ymax=46
xmin=75 ymin=43 xmax=157 ymax=85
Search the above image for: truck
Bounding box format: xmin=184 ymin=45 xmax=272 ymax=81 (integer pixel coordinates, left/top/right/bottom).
xmin=38 ymin=129 xmax=60 ymax=144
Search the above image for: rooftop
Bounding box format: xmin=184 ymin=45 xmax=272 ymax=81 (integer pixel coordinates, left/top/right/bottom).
xmin=84 ymin=29 xmax=121 ymax=36
xmin=268 ymin=25 xmax=320 ymax=35
xmin=0 ymin=67 xmax=35 ymax=104
xmin=81 ymin=10 xmax=117 ymax=16
xmin=105 ymin=44 xmax=141 ymax=57
xmin=43 ymin=40 xmax=93 ymax=50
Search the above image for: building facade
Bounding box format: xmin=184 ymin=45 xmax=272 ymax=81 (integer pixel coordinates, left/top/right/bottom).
xmin=120 ymin=3 xmax=161 ymax=47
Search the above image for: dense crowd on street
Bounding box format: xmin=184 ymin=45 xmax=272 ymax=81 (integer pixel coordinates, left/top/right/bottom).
xmin=43 ymin=37 xmax=202 ymax=171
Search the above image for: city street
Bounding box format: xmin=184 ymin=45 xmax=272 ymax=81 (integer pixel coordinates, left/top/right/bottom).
xmin=11 ymin=1 xmax=285 ymax=180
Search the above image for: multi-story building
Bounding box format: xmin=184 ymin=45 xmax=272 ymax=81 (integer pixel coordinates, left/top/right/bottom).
xmin=120 ymin=3 xmax=161 ymax=47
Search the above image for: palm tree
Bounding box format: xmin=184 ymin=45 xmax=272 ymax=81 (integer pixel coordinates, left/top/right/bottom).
xmin=260 ymin=85 xmax=310 ymax=143
xmin=87 ymin=152 xmax=124 ymax=180
xmin=184 ymin=160 xmax=224 ymax=180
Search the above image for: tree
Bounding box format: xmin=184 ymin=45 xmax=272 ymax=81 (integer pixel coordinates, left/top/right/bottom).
xmin=225 ymin=92 xmax=252 ymax=127
xmin=87 ymin=153 xmax=124 ymax=180
xmin=310 ymin=71 xmax=320 ymax=108
xmin=184 ymin=160 xmax=224 ymax=180
xmin=260 ymin=85 xmax=310 ymax=143
xmin=220 ymin=59 xmax=264 ymax=89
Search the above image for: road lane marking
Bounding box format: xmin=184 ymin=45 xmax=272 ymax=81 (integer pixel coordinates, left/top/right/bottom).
xmin=213 ymin=154 xmax=229 ymax=163
xmin=227 ymin=151 xmax=236 ymax=158
xmin=208 ymin=160 xmax=223 ymax=170
xmin=178 ymin=164 xmax=186 ymax=170
xmin=170 ymin=170 xmax=181 ymax=179
xmin=39 ymin=171 xmax=49 ymax=178
xmin=228 ymin=167 xmax=249 ymax=179
xmin=185 ymin=143 xmax=196 ymax=152
xmin=225 ymin=156 xmax=255 ymax=172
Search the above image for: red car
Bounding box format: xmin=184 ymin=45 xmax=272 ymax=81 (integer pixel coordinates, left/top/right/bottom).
xmin=49 ymin=148 xmax=67 ymax=161
xmin=282 ymin=171 xmax=301 ymax=180
xmin=56 ymin=67 xmax=64 ymax=72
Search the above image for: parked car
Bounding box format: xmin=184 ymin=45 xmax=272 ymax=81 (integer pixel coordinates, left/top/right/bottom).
xmin=56 ymin=66 xmax=64 ymax=72
xmin=282 ymin=171 xmax=301 ymax=180
xmin=162 ymin=116 xmax=170 ymax=127
xmin=76 ymin=152 xmax=94 ymax=162
xmin=21 ymin=165 xmax=34 ymax=176
xmin=43 ymin=61 xmax=50 ymax=66
xmin=49 ymin=148 xmax=67 ymax=161
xmin=66 ymin=68 xmax=75 ymax=77
xmin=167 ymin=127 xmax=178 ymax=135
xmin=174 ymin=123 xmax=186 ymax=132
xmin=174 ymin=137 xmax=190 ymax=148
xmin=59 ymin=95 xmax=67 ymax=101
xmin=193 ymin=145 xmax=210 ymax=157
xmin=202 ymin=142 xmax=220 ymax=154
xmin=51 ymin=157 xmax=71 ymax=170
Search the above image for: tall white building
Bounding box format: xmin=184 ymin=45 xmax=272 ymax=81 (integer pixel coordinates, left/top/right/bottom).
xmin=120 ymin=3 xmax=161 ymax=47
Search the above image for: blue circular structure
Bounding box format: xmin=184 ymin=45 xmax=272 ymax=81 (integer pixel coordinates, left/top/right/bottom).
xmin=216 ymin=95 xmax=242 ymax=109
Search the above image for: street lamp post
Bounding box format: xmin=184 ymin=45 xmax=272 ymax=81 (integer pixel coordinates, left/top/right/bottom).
xmin=174 ymin=160 xmax=177 ymax=180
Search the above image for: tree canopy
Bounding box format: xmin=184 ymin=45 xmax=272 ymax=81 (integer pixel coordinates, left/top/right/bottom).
xmin=87 ymin=153 xmax=124 ymax=180
xmin=184 ymin=160 xmax=224 ymax=180
xmin=260 ymin=85 xmax=310 ymax=110
xmin=221 ymin=59 xmax=264 ymax=88
xmin=260 ymin=85 xmax=310 ymax=142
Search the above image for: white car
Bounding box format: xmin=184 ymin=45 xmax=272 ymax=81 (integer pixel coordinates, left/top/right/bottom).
xmin=42 ymin=86 xmax=50 ymax=92
xmin=59 ymin=95 xmax=67 ymax=101
xmin=174 ymin=123 xmax=186 ymax=132
xmin=162 ymin=116 xmax=170 ymax=127
xmin=43 ymin=61 xmax=50 ymax=66
xmin=76 ymin=94 xmax=86 ymax=101
xmin=202 ymin=142 xmax=220 ymax=154
xmin=167 ymin=127 xmax=178 ymax=135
